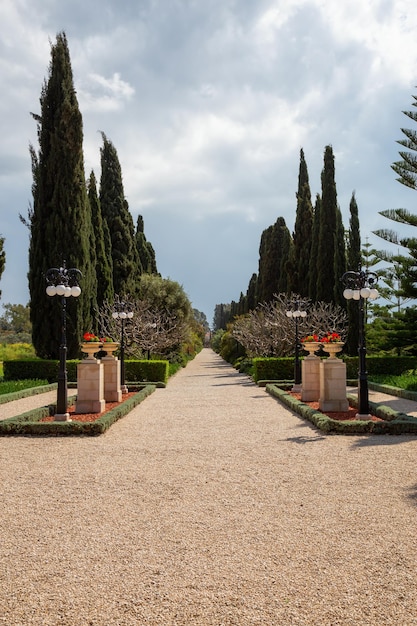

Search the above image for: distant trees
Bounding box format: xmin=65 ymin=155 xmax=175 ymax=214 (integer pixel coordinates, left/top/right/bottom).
xmin=214 ymin=146 xmax=356 ymax=329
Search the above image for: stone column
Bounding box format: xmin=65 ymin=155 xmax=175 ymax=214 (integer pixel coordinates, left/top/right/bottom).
xmin=301 ymin=354 xmax=320 ymax=401
xmin=102 ymin=355 xmax=122 ymax=402
xmin=75 ymin=358 xmax=105 ymax=414
xmin=319 ymin=357 xmax=349 ymax=412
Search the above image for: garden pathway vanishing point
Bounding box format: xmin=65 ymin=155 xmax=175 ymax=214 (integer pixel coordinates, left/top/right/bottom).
xmin=1 ymin=347 xmax=417 ymax=625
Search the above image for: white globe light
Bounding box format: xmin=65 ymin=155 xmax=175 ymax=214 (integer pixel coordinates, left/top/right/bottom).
xmin=127 ymin=311 xmax=134 ymax=319
xmin=300 ymin=311 xmax=307 ymax=318
xmin=369 ymin=288 xmax=379 ymax=300
xmin=46 ymin=285 xmax=57 ymax=297
xmin=71 ymin=285 xmax=81 ymax=297
xmin=353 ymin=290 xmax=361 ymax=300
xmin=286 ymin=311 xmax=292 ymax=318
xmin=120 ymin=312 xmax=127 ymax=319
xmin=293 ymin=311 xmax=301 ymax=318
xmin=112 ymin=312 xmax=119 ymax=319
xmin=343 ymin=288 xmax=353 ymax=300
xmin=360 ymin=287 xmax=371 ymax=299
xmin=64 ymin=286 xmax=72 ymax=297
xmin=56 ymin=284 xmax=66 ymax=296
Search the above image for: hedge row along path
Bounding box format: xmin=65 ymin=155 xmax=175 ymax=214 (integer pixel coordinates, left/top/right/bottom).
xmin=1 ymin=347 xmax=417 ymax=625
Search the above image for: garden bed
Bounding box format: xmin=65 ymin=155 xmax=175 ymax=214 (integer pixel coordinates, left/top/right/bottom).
xmin=0 ymin=385 xmax=156 ymax=436
xmin=266 ymin=384 xmax=417 ymax=435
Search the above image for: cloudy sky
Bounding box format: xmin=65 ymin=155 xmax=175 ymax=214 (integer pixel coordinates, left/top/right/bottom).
xmin=1 ymin=0 xmax=417 ymax=323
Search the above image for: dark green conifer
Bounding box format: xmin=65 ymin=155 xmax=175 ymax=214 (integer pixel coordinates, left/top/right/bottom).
xmin=289 ymin=148 xmax=314 ymax=296
xmin=87 ymin=171 xmax=114 ymax=308
xmin=99 ymin=133 xmax=140 ymax=295
xmin=27 ymin=32 xmax=96 ymax=358
xmin=308 ymin=194 xmax=321 ymax=301
xmin=246 ymin=273 xmax=257 ymax=311
xmin=345 ymin=192 xmax=361 ymax=354
xmin=257 ymin=217 xmax=292 ymax=302
xmin=0 ymin=235 xmax=5 ymax=299
xmin=316 ymin=146 xmax=340 ymax=302
xmin=135 ymin=215 xmax=158 ymax=274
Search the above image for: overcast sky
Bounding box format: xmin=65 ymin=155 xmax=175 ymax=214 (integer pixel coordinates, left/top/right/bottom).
xmin=1 ymin=0 xmax=417 ymax=323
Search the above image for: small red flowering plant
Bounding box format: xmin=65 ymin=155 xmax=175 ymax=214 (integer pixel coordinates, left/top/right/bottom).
xmin=320 ymin=332 xmax=342 ymax=344
xmin=100 ymin=337 xmax=115 ymax=343
xmin=83 ymin=332 xmax=100 ymax=343
xmin=301 ymin=334 xmax=319 ymax=343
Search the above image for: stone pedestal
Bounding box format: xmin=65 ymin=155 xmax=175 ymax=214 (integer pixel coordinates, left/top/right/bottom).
xmin=75 ymin=359 xmax=105 ymax=414
xmin=102 ymin=355 xmax=122 ymax=402
xmin=319 ymin=357 xmax=348 ymax=412
xmin=301 ymin=355 xmax=320 ymax=401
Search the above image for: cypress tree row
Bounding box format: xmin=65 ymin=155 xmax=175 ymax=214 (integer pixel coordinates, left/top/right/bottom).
xmin=28 ymin=32 xmax=96 ymax=358
xmin=87 ymin=170 xmax=114 ymax=309
xmin=289 ymin=148 xmax=313 ymax=296
xmin=99 ymin=132 xmax=140 ymax=295
xmin=316 ymin=145 xmax=339 ymax=302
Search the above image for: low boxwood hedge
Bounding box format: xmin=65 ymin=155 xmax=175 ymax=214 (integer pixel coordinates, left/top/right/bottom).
xmin=0 ymin=384 xmax=156 ymax=437
xmin=266 ymin=383 xmax=417 ymax=435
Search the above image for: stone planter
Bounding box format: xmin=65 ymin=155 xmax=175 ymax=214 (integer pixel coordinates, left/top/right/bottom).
xmin=321 ymin=342 xmax=344 ymax=359
xmin=101 ymin=341 xmax=120 ymax=357
xmin=302 ymin=341 xmax=321 ymax=357
xmin=81 ymin=342 xmax=102 ymax=361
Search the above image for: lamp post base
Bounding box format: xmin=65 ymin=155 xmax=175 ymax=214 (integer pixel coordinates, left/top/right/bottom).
xmin=54 ymin=413 xmax=71 ymax=422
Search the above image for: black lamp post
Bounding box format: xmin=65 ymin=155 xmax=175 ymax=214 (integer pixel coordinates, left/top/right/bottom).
xmin=46 ymin=262 xmax=82 ymax=420
xmin=342 ymin=269 xmax=378 ymax=416
xmin=112 ymin=303 xmax=133 ymax=392
xmin=286 ymin=302 xmax=307 ymax=390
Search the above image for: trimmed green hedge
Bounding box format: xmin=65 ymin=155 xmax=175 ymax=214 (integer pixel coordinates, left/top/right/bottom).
xmin=252 ymin=357 xmax=294 ymax=383
xmin=0 ymin=385 xmax=155 ymax=436
xmin=266 ymin=384 xmax=417 ymax=435
xmin=3 ymin=359 xmax=169 ymax=384
xmin=253 ymin=355 xmax=417 ymax=383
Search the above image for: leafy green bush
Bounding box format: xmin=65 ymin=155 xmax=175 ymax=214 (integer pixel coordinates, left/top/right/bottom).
xmin=0 ymin=343 xmax=36 ymax=361
xmin=124 ymin=360 xmax=169 ymax=384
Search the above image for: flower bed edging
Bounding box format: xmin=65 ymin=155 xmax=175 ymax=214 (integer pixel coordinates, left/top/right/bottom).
xmin=266 ymin=384 xmax=417 ymax=435
xmin=0 ymin=385 xmax=156 ymax=437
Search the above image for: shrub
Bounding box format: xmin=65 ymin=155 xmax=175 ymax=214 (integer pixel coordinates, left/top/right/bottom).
xmin=253 ymin=357 xmax=294 ymax=383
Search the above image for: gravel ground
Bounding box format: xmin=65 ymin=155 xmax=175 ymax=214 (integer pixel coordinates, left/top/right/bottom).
xmin=1 ymin=348 xmax=417 ymax=626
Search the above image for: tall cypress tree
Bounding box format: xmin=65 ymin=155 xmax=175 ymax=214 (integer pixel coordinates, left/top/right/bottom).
xmin=87 ymin=171 xmax=114 ymax=308
xmin=257 ymin=217 xmax=292 ymax=303
xmin=308 ymin=194 xmax=321 ymax=301
xmin=334 ymin=205 xmax=346 ymax=306
xmin=316 ymin=145 xmax=339 ymax=302
xmin=289 ymin=148 xmax=314 ymax=296
xmin=135 ymin=215 xmax=158 ymax=274
xmin=345 ymin=192 xmax=361 ymax=354
xmin=246 ymin=273 xmax=257 ymax=311
xmin=28 ymin=32 xmax=96 ymax=358
xmin=0 ymin=235 xmax=5 ymax=299
xmin=99 ymin=133 xmax=140 ymax=295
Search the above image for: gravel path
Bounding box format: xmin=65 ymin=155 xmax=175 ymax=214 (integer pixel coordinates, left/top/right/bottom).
xmin=1 ymin=348 xmax=417 ymax=625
